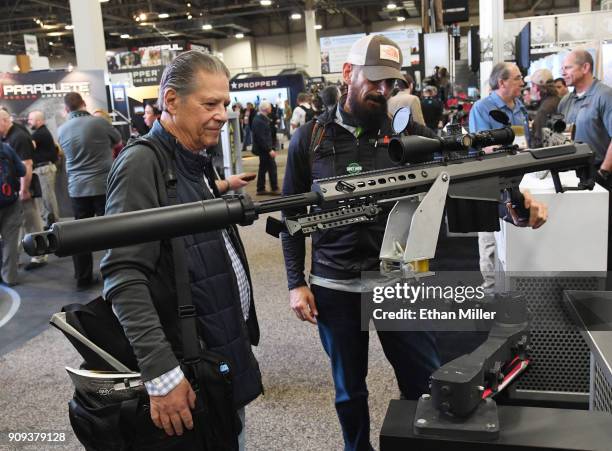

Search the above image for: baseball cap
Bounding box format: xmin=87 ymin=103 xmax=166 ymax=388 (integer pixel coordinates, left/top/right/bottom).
xmin=346 ymin=34 xmax=404 ymax=82
xmin=526 ymin=68 xmax=554 ymax=86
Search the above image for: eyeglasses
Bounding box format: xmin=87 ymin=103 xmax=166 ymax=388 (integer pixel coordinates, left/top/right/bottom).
xmin=511 ymin=75 xmax=524 ymax=81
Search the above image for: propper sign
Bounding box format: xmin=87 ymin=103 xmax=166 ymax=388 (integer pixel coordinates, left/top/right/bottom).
xmin=0 ymin=81 xmax=90 ymax=99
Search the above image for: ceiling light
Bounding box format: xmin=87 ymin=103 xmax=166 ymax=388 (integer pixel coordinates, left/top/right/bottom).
xmin=43 ymin=24 xmax=60 ymax=29
xmin=7 ymin=41 xmax=11 ymax=45
xmin=387 ymin=2 xmax=397 ymax=9
xmin=120 ymin=33 xmax=130 ymax=38
xmin=65 ymin=24 xmax=74 ymax=30
xmin=396 ymin=16 xmax=406 ymax=21
xmin=235 ymin=33 xmax=244 ymax=38
xmin=135 ymin=17 xmax=141 ymax=22
xmin=187 ymin=14 xmax=192 ymax=19
xmin=187 ymin=2 xmax=191 ymax=7
xmin=202 ymin=24 xmax=213 ymax=30
xmin=139 ymin=13 xmax=147 ymax=20
xmin=99 ymin=0 xmax=110 ymax=3
xmin=314 ymin=24 xmax=322 ymax=30
xmin=158 ymin=13 xmax=169 ymax=19
xmin=47 ymin=31 xmax=63 ymax=36
xmin=260 ymin=0 xmax=272 ymax=5
xmin=139 ymin=22 xmax=151 ymax=26
xmin=291 ymin=13 xmax=302 ymax=20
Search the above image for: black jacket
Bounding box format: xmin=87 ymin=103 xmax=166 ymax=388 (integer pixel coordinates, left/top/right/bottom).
xmin=101 ymin=121 xmax=262 ymax=408
xmin=251 ymin=113 xmax=273 ymax=156
xmin=281 ymin=102 xmax=436 ymax=290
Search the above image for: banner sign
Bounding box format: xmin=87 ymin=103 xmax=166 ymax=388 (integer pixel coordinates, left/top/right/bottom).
xmin=229 ymin=74 xmax=305 ymax=109
xmin=0 ymin=70 xmax=107 ymax=136
xmin=107 ymin=43 xmax=184 ymax=71
xmin=320 ymin=33 xmax=366 ymax=74
xmin=24 ymin=34 xmax=39 ymax=57
xmin=110 ymin=65 xmax=164 ymax=87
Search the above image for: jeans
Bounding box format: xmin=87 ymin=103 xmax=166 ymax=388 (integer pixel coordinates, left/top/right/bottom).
xmin=71 ymin=195 xmax=106 ymax=284
xmin=256 ymin=153 xmax=278 ymax=192
xmin=312 ymin=284 xmax=440 ymax=451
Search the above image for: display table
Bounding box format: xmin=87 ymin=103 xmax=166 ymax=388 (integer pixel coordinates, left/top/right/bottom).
xmin=380 ymin=399 xmax=612 ymax=450
xmin=492 ymin=171 xmax=608 ymax=402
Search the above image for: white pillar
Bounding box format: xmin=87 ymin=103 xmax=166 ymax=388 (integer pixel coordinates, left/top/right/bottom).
xmin=304 ymin=8 xmax=321 ymax=77
xmin=478 ymin=0 xmax=504 ymax=96
xmin=69 ymin=0 xmax=107 ymax=72
xmin=579 ymin=0 xmax=592 ymax=12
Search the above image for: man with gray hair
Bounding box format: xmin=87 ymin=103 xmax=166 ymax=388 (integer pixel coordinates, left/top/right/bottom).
xmin=100 ymin=50 xmax=261 ymax=449
xmin=558 ymin=49 xmax=612 ymax=269
xmin=469 ymin=62 xmax=547 ymax=291
xmin=252 ymin=100 xmax=279 ymax=194
xmin=27 ymin=110 xmax=59 ymax=228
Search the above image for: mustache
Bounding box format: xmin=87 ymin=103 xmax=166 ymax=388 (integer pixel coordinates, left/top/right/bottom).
xmin=364 ymin=93 xmax=386 ymax=104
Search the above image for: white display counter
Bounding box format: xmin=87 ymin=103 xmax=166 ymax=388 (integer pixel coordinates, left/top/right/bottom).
xmin=496 ymin=171 xmax=608 ymax=273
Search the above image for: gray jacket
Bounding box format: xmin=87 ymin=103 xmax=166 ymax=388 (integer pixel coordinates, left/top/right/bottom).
xmin=58 ymin=111 xmax=121 ymax=197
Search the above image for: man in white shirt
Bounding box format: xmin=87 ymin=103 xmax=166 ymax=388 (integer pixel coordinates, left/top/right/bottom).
xmin=289 ymin=92 xmax=314 ymax=135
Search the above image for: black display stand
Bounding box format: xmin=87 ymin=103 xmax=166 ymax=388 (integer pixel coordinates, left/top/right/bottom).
xmin=380 ymin=400 xmax=612 ymax=451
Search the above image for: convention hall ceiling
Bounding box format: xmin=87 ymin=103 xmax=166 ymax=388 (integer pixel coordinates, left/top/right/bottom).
xmin=0 ymin=0 xmax=593 ymax=56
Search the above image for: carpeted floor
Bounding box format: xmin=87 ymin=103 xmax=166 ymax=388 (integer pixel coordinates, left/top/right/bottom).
xmin=0 ymin=144 xmax=480 ymax=450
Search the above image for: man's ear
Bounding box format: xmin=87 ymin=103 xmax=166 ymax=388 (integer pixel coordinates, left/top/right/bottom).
xmin=164 ymin=88 xmax=179 ymax=115
xmin=342 ymin=63 xmax=353 ymax=85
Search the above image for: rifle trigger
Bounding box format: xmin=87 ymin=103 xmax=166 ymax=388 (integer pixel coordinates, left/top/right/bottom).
xmin=335 ymin=180 xmax=356 ymax=193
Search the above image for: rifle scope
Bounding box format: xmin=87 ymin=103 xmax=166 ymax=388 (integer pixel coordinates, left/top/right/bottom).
xmin=388 ymin=127 xmax=515 ymax=165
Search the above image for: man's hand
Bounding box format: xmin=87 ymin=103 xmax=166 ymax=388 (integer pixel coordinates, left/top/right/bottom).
xmin=289 ymin=286 xmax=318 ymax=324
xmin=226 ymin=172 xmax=256 ymax=191
xmin=269 ymin=150 xmax=277 ymax=158
xmin=19 ymin=189 xmax=31 ymax=201
xmin=520 ymin=190 xmax=547 ymax=229
xmin=150 ymin=377 xmax=196 ymax=436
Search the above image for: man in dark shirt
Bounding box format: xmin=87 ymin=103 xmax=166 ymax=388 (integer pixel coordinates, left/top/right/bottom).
xmin=0 ymin=109 xmax=47 ymax=270
xmin=421 ymin=85 xmax=443 ymax=131
xmin=251 ymin=101 xmax=279 ymax=195
xmin=28 ymin=110 xmax=59 ymax=228
xmin=528 ymin=69 xmax=561 ymax=148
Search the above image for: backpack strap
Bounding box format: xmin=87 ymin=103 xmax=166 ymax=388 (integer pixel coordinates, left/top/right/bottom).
xmin=120 ymin=137 xmax=200 ymax=361
xmin=306 ymin=119 xmax=326 ymax=175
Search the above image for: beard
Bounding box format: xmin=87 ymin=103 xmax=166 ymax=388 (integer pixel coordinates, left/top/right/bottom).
xmin=347 ymin=91 xmax=388 ymax=130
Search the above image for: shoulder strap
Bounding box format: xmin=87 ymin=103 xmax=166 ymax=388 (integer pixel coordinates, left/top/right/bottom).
xmin=307 ymin=120 xmax=325 ymax=175
xmin=124 ymin=136 xmax=201 ymax=362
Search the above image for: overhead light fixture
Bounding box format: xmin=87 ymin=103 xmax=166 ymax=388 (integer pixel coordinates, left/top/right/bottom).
xmin=99 ymin=0 xmax=110 ymax=3
xmin=158 ymin=13 xmax=169 ymax=19
xmin=187 ymin=2 xmax=191 ymax=7
xmin=235 ymin=33 xmax=244 ymax=38
xmin=314 ymin=24 xmax=322 ymax=30
xmin=396 ymin=16 xmax=406 ymax=21
xmin=7 ymin=41 xmax=11 ymax=45
xmin=139 ymin=13 xmax=147 ymax=20
xmin=290 ymin=13 xmax=302 ymax=20
xmin=120 ymin=33 xmax=130 ymax=38
xmin=260 ymin=0 xmax=272 ymax=5
xmin=387 ymin=2 xmax=397 ymax=9
xmin=65 ymin=24 xmax=74 ymax=30
xmin=202 ymin=23 xmax=213 ymax=30
xmin=43 ymin=24 xmax=60 ymax=29
xmin=47 ymin=31 xmax=63 ymax=36
xmin=139 ymin=22 xmax=151 ymax=26
xmin=187 ymin=14 xmax=192 ymax=19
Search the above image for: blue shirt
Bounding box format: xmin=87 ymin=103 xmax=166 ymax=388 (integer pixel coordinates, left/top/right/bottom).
xmin=558 ymin=79 xmax=612 ymax=165
xmin=469 ymin=91 xmax=531 ymax=147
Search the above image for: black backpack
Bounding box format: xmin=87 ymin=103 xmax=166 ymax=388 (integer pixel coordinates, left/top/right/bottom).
xmin=0 ymin=144 xmax=20 ymax=208
xmin=297 ymin=104 xmax=316 ymax=123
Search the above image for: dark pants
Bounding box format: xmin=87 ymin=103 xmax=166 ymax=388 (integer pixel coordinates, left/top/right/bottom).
xmin=71 ymin=195 xmax=106 ymax=285
xmin=312 ymin=285 xmax=440 ymax=451
xmin=256 ymin=153 xmax=278 ymax=192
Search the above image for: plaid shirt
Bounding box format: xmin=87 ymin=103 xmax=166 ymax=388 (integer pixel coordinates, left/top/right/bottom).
xmin=145 ymin=175 xmax=251 ymax=396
